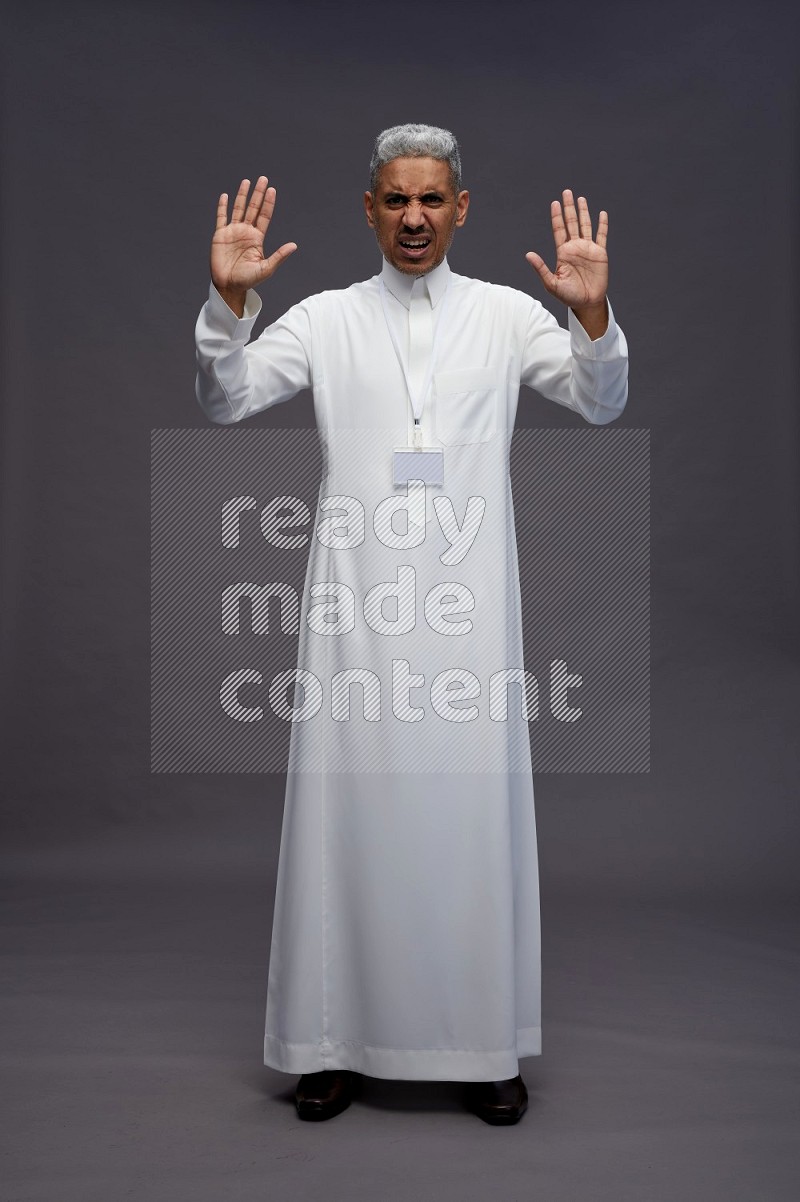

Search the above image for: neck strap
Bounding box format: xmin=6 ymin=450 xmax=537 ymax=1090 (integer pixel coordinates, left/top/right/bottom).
xmin=379 ymin=273 xmax=453 ymax=431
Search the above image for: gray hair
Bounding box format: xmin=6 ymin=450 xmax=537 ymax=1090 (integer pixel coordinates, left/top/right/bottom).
xmin=369 ymin=124 xmax=462 ymax=195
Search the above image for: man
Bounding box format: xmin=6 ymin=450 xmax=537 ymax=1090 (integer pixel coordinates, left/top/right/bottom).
xmin=195 ymin=124 xmax=628 ymax=1124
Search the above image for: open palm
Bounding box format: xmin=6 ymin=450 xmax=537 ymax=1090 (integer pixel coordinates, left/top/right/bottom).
xmin=526 ymin=190 xmax=608 ymax=310
xmin=211 ymin=175 xmax=297 ymax=295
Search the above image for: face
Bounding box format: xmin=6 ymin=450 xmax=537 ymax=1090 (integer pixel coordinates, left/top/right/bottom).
xmin=364 ymin=156 xmax=469 ymax=276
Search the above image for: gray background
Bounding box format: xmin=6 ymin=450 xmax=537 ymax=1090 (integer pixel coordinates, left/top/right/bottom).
xmin=1 ymin=0 xmax=798 ymax=1199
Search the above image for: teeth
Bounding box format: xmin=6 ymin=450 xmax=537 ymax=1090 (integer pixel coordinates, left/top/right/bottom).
xmin=401 ymin=240 xmax=429 ymax=249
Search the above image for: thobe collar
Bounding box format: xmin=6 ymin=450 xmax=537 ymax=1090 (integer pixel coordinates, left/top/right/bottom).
xmin=379 ymin=255 xmax=451 ymax=310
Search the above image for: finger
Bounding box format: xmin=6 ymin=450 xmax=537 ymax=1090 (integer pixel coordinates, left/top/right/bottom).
xmin=258 ymin=241 xmax=298 ymax=280
xmin=576 ymin=196 xmax=593 ymax=240
xmin=231 ymin=179 xmax=250 ymax=223
xmin=596 ymin=210 xmax=609 ymax=250
xmin=562 ymin=189 xmax=580 ymax=239
xmin=525 ymin=250 xmax=557 ymax=293
xmin=216 ymin=193 xmax=229 ymax=232
xmin=245 ymin=176 xmax=269 ymax=225
xmin=550 ymin=200 xmax=567 ymax=249
xmin=254 ymin=185 xmax=277 ymax=235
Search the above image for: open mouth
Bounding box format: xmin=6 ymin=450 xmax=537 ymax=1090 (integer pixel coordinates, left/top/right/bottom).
xmin=398 ymin=238 xmax=431 ymax=257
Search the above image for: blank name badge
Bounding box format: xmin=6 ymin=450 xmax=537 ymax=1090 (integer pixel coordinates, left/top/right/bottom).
xmin=392 ymin=446 xmax=444 ymax=487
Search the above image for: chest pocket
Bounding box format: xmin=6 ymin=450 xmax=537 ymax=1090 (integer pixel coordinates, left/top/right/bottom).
xmin=433 ymin=366 xmax=497 ymax=445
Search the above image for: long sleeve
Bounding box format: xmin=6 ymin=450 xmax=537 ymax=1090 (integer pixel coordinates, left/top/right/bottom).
xmin=519 ymin=295 xmax=629 ymax=425
xmin=194 ymin=282 xmax=314 ymax=425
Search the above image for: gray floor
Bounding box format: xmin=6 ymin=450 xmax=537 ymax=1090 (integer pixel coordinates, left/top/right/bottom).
xmin=2 ymin=813 xmax=798 ymax=1202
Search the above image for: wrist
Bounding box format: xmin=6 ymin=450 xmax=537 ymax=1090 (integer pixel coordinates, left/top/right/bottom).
xmin=216 ymin=283 xmax=248 ymax=318
xmin=571 ymin=297 xmax=608 ymax=339
xmin=571 ymin=297 xmax=607 ymax=316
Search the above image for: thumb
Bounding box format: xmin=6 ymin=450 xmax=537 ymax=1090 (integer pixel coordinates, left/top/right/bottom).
xmin=257 ymin=242 xmax=298 ymax=281
xmin=525 ymin=251 xmax=557 ymax=293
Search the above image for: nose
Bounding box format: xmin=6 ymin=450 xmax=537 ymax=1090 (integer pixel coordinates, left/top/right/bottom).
xmin=402 ymin=202 xmax=425 ymax=230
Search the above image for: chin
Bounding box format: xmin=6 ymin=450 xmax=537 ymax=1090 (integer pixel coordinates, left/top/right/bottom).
xmin=392 ymin=254 xmax=441 ymax=277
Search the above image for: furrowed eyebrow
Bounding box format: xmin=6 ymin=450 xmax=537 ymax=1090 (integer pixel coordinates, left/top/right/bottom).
xmin=384 ymin=191 xmax=446 ymax=203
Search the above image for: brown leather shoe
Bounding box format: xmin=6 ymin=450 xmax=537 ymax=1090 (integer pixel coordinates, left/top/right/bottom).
xmin=295 ymin=1069 xmax=361 ymax=1121
xmin=463 ymin=1073 xmax=528 ymax=1125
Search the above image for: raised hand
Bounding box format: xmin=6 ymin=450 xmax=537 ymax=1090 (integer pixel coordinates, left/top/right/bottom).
xmin=210 ymin=176 xmax=297 ymax=309
xmin=525 ymin=190 xmax=608 ymax=324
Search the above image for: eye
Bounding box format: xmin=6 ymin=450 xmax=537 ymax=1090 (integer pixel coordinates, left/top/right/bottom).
xmin=385 ymin=196 xmax=405 ymax=207
xmin=422 ymin=195 xmax=444 ymax=206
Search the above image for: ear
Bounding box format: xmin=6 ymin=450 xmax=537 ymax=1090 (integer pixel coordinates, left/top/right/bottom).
xmin=455 ymin=189 xmax=470 ymax=228
xmin=364 ymin=190 xmax=375 ymax=228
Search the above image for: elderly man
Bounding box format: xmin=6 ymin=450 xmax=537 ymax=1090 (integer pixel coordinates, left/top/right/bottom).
xmin=195 ymin=123 xmax=628 ymax=1124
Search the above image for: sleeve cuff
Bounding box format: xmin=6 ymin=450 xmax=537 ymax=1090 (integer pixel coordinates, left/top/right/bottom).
xmin=207 ymin=281 xmax=263 ymax=336
xmin=568 ymin=298 xmax=620 ymax=359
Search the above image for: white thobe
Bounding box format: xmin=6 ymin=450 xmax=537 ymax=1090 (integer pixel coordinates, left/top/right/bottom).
xmin=194 ymin=256 xmax=628 ymax=1081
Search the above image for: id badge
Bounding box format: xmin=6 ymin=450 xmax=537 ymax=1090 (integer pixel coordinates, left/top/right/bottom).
xmin=392 ymin=446 xmax=444 ymax=487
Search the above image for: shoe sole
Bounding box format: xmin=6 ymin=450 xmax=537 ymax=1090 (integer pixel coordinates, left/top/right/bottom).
xmin=295 ymin=1095 xmax=353 ymax=1121
xmin=470 ymin=1103 xmax=527 ymax=1125
xmin=464 ymin=1088 xmax=528 ymax=1125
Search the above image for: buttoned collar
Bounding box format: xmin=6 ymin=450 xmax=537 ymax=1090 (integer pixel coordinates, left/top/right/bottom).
xmin=379 ymin=255 xmax=451 ymax=310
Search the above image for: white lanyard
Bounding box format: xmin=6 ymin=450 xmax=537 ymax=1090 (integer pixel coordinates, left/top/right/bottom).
xmin=379 ymin=273 xmax=452 ymax=447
